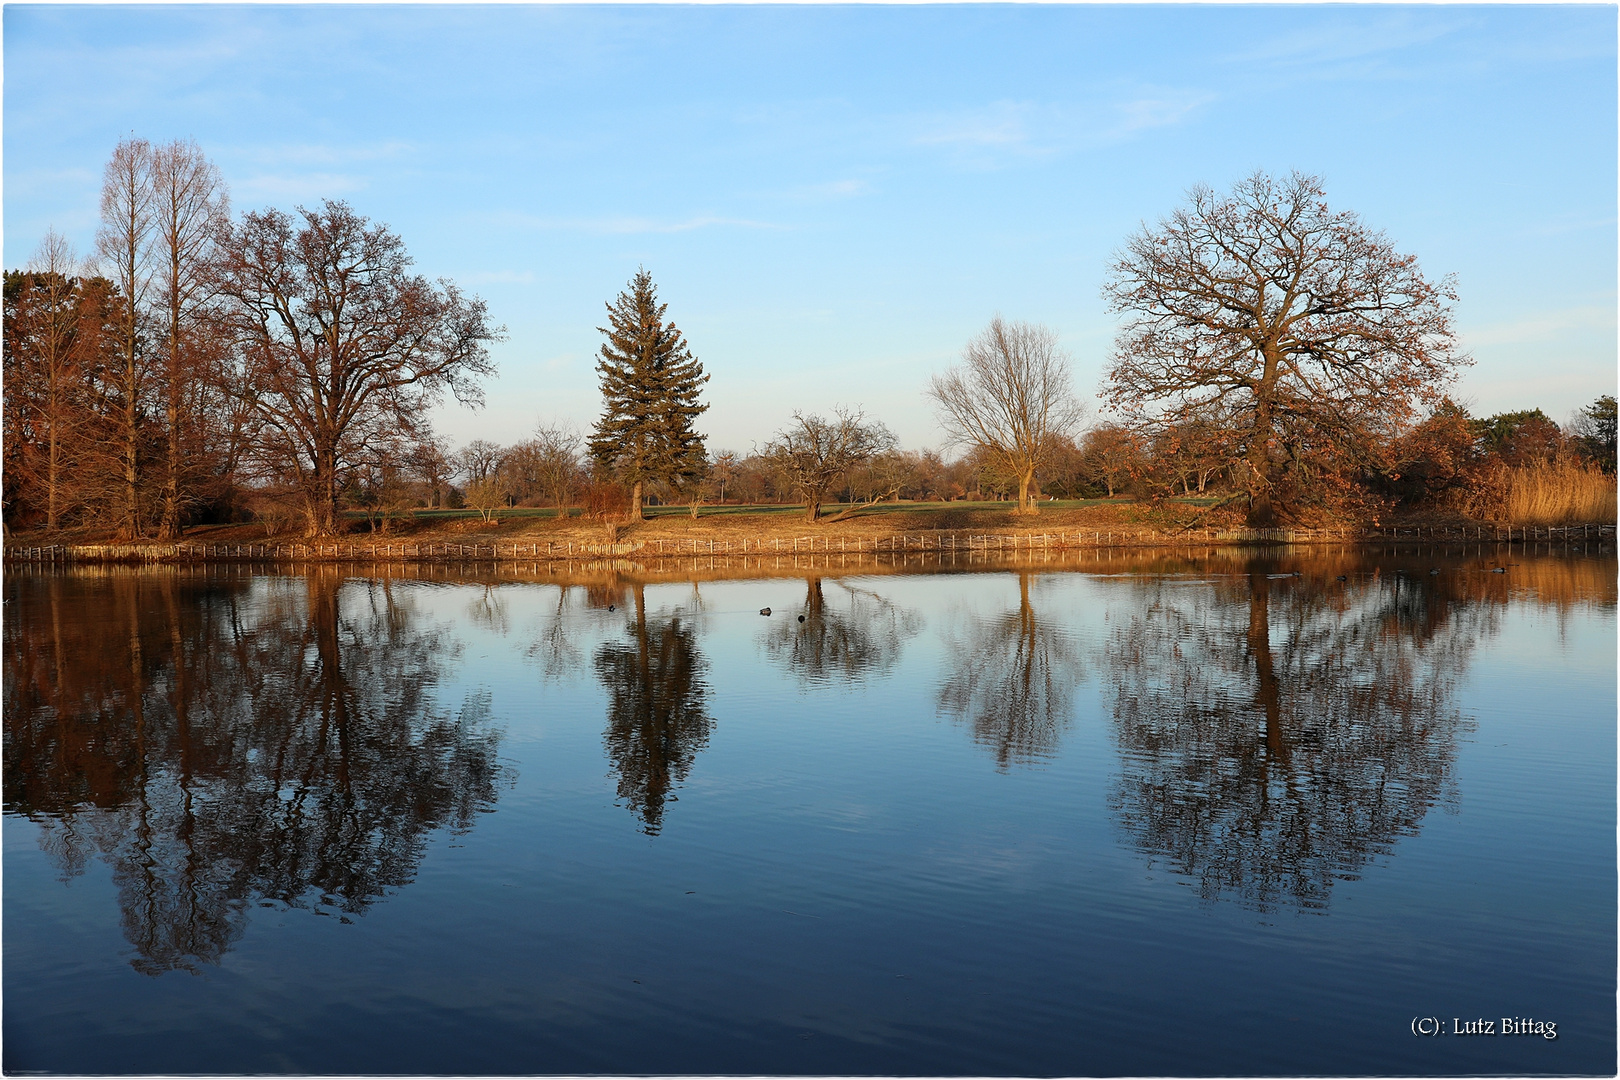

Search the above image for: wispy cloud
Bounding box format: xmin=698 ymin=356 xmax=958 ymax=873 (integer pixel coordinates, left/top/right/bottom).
xmin=462 ymin=269 xmax=538 ymax=286
xmin=233 ymin=172 xmax=370 ymax=204
xmin=908 ymin=88 xmax=1213 ymax=168
xmin=1219 ymin=16 xmax=1460 ymax=71
xmin=1108 ymin=90 xmax=1216 ymax=137
xmin=1461 ymin=304 xmax=1615 ymax=348
xmin=1519 ymin=215 xmax=1619 ymax=240
xmin=913 ymin=101 xmax=1040 ymax=152
xmin=490 ymin=212 xmax=787 ymax=235
xmin=232 ymin=139 xmax=417 ymax=168
xmin=804 ymin=178 xmax=871 ymax=199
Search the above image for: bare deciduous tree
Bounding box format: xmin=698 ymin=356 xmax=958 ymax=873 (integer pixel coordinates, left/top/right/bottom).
xmin=455 ymin=439 xmax=507 ymax=487
xmin=929 ymin=318 xmax=1085 ymax=515
xmin=762 ymin=408 xmax=897 ymax=522
xmin=214 ymin=200 xmax=501 ymax=535
xmin=1103 ymin=171 xmax=1466 ymax=526
xmin=529 ymin=423 xmax=583 ymax=518
xmin=408 ymin=436 xmax=457 ymax=510
xmin=463 ymin=475 xmax=510 ymax=523
xmin=150 ymin=139 xmax=229 ymax=538
xmin=97 ymin=137 xmax=156 ymax=537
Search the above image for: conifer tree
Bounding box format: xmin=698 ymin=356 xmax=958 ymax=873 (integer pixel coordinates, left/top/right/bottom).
xmin=589 ymin=269 xmax=709 ymax=520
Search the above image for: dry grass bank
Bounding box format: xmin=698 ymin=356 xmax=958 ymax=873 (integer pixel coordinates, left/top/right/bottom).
xmin=8 ymin=498 xmax=1245 ymax=551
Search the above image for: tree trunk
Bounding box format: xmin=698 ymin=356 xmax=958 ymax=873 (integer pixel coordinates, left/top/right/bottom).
xmin=628 ymin=480 xmax=644 ymax=521
xmin=805 ymin=498 xmax=821 ymax=522
xmin=1246 ymin=575 xmax=1286 ymax=768
xmin=1246 ymin=357 xmax=1280 ymax=527
xmin=159 ymin=387 xmax=182 ymax=539
xmin=311 ymin=443 xmax=340 ymax=535
xmin=1017 ymin=468 xmax=1038 ymax=514
xmin=46 ymin=406 xmax=60 ymax=531
xmin=122 ymin=394 xmax=141 ymax=540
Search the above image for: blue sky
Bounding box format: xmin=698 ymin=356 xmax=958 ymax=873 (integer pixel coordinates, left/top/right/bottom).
xmin=5 ymin=4 xmax=1616 ymax=454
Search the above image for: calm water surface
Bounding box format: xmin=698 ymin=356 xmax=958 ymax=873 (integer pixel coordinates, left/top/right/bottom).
xmin=4 ymin=547 xmax=1614 ymax=1075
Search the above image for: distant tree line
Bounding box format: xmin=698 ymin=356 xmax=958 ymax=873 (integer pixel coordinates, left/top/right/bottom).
xmin=5 ymin=148 xmax=1614 ymax=535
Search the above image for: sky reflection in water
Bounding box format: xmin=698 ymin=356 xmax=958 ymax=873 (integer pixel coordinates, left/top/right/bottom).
xmin=4 ymin=548 xmax=1614 ymax=1075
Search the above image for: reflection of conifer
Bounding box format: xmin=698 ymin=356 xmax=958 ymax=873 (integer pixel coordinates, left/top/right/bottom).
xmin=595 ymin=588 xmax=713 ymax=834
xmin=588 ymin=269 xmax=709 ymax=519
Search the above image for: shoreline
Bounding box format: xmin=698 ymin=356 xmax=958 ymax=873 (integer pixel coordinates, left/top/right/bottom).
xmin=6 ymin=521 xmax=1614 ymax=565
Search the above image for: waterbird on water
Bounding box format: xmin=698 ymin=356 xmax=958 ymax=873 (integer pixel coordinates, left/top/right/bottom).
xmin=798 ymin=614 xmax=806 ymax=622
xmin=1336 ymin=575 xmax=1348 ymax=582
xmin=760 ymin=607 xmax=772 ymax=616
xmin=1429 ymin=568 xmax=1441 ymax=575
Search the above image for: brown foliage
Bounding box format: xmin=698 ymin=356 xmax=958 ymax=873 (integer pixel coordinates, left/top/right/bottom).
xmin=1104 ymin=171 xmax=1466 ymax=526
xmin=213 ymin=200 xmax=501 ymax=535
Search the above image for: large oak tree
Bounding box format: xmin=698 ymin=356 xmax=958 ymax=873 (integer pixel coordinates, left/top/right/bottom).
xmin=1103 ymin=171 xmax=1466 ymax=526
xmin=215 ymin=201 xmax=500 ymax=534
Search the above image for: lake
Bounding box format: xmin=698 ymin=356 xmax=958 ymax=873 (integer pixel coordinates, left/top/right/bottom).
xmin=4 ymin=545 xmax=1615 ymax=1075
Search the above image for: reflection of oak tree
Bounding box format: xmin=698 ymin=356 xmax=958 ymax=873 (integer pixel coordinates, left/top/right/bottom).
xmin=595 ymin=584 xmax=713 ymax=835
xmin=937 ymin=571 xmax=1083 ymax=769
xmin=765 ymin=577 xmax=921 ymax=684
xmin=3 ymin=570 xmax=505 ymax=973
xmin=1107 ymin=565 xmax=1476 ymax=911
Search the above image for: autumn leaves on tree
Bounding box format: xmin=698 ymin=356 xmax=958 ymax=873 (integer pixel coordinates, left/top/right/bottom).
xmin=589 ymin=269 xmax=710 ymax=520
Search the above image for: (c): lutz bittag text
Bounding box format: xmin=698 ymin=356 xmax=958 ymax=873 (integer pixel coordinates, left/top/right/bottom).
xmin=1410 ymin=1016 xmax=1557 ymax=1039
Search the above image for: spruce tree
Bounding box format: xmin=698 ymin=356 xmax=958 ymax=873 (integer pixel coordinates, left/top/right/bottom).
xmin=589 ymin=269 xmax=709 ymax=519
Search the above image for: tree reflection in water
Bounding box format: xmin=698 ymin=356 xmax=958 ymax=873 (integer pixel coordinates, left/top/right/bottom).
xmin=3 ymin=569 xmax=506 ymax=973
xmin=765 ymin=576 xmax=921 ymax=684
xmin=937 ymin=570 xmax=1084 ymax=769
xmin=1107 ymin=560 xmax=1477 ymax=911
xmin=595 ymin=584 xmax=714 ymax=835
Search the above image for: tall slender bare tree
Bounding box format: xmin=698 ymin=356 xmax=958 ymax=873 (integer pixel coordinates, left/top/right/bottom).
xmin=96 ymin=137 xmax=156 ymax=538
xmin=150 ymin=139 xmax=229 ymax=538
xmin=929 ymin=318 xmax=1085 ymax=514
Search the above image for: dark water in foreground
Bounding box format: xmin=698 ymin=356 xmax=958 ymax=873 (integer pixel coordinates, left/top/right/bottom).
xmin=4 ymin=547 xmax=1615 ymax=1076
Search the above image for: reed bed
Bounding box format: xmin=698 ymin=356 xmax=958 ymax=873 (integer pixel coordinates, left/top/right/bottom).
xmin=1497 ymin=462 xmax=1617 ymax=525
